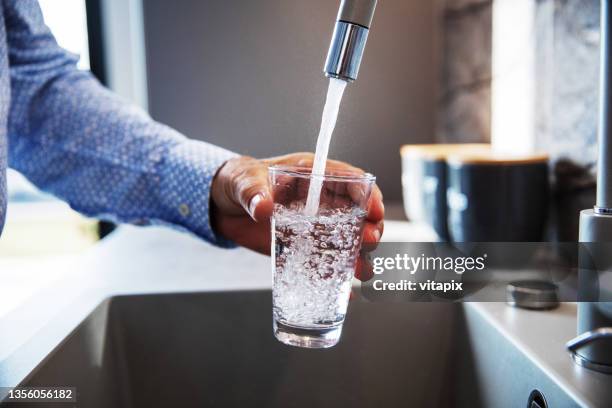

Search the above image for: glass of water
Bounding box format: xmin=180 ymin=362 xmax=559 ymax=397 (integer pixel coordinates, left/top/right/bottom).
xmin=269 ymin=165 xmax=375 ymax=348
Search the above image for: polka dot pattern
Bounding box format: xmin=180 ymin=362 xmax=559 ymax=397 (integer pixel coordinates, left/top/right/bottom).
xmin=0 ymin=0 xmax=238 ymax=246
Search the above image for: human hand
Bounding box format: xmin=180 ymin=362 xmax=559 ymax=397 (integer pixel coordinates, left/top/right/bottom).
xmin=210 ymin=153 xmax=384 ymax=277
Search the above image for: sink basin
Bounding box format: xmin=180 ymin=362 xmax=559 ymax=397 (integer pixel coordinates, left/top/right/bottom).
xmin=4 ymin=291 xmax=581 ymax=407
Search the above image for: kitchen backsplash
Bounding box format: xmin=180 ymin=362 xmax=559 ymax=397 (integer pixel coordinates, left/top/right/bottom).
xmin=438 ymin=0 xmax=492 ymax=143
xmin=538 ymin=0 xmax=599 ymax=177
xmin=539 ymin=0 xmax=599 ymax=239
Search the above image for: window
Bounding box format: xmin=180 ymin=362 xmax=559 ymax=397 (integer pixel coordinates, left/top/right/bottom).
xmin=1 ymin=0 xmax=97 ymax=258
xmin=39 ymin=0 xmax=90 ymax=70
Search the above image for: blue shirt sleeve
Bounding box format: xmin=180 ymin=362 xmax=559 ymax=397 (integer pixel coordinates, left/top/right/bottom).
xmin=4 ymin=0 xmax=238 ymax=246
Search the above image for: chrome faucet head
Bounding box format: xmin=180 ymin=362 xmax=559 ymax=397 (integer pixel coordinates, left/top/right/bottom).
xmin=324 ymin=0 xmax=377 ymax=82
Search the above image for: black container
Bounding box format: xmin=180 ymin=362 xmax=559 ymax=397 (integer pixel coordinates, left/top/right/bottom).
xmin=446 ymin=153 xmax=549 ymax=242
xmin=401 ymin=144 xmax=490 ymax=241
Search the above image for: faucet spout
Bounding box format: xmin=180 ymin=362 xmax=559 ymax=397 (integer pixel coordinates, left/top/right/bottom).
xmin=324 ymin=0 xmax=377 ymax=82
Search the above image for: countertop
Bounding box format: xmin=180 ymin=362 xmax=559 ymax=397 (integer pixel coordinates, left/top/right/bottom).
xmin=0 ymin=220 xmax=609 ymax=407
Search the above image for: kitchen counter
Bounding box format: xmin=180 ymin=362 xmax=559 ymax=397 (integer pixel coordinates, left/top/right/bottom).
xmin=0 ymin=221 xmax=610 ymax=407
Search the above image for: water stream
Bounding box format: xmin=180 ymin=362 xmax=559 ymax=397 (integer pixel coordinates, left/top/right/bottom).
xmin=304 ymin=78 xmax=348 ymax=216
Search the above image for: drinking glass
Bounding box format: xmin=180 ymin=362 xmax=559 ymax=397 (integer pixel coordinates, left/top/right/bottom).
xmin=269 ymin=165 xmax=375 ymax=348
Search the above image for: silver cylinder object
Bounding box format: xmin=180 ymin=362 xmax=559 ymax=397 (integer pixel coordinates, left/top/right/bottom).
xmin=324 ymin=0 xmax=377 ymax=82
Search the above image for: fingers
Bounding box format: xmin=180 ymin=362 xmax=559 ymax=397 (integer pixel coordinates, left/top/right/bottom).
xmin=237 ymin=176 xmax=273 ymax=222
xmin=225 ymin=159 xmax=272 ymax=222
xmin=356 ymin=220 xmax=381 ymax=282
xmin=367 ymin=185 xmax=384 ymax=222
xmin=295 ymin=155 xmax=363 ymax=175
xmin=249 ymin=193 xmax=274 ymax=223
xmin=355 ymin=254 xmax=374 ymax=282
xmin=263 ymin=152 xmax=314 ymax=167
xmin=363 ymin=220 xmax=384 ymax=247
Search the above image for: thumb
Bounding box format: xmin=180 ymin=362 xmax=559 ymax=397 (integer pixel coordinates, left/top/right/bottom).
xmin=234 ymin=166 xmax=274 ymax=222
xmin=246 ymin=190 xmax=274 ymax=222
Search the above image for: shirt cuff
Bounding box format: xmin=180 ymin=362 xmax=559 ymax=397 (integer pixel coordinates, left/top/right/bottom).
xmin=158 ymin=139 xmax=239 ymax=247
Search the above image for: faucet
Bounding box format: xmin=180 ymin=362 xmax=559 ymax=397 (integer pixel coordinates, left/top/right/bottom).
xmin=567 ymin=0 xmax=612 ymax=374
xmin=324 ymin=0 xmax=377 ymax=82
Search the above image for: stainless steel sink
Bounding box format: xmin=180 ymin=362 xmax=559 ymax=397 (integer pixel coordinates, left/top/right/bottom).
xmin=4 ymin=291 xmax=581 ymax=407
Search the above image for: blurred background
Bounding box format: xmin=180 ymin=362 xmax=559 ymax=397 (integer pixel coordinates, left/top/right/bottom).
xmin=0 ymin=0 xmax=603 ymax=257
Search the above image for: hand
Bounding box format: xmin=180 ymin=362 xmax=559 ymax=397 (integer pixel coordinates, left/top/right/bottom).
xmin=210 ymin=153 xmax=385 ymax=274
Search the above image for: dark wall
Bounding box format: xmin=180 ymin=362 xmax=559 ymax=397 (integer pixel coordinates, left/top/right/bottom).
xmin=142 ymin=0 xmax=438 ymax=200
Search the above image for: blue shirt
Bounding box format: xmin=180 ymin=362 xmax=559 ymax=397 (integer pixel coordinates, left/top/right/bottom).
xmin=0 ymin=0 xmax=238 ymax=245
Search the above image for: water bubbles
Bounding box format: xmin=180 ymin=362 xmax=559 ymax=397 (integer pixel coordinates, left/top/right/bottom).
xmin=272 ymin=203 xmax=366 ymax=328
